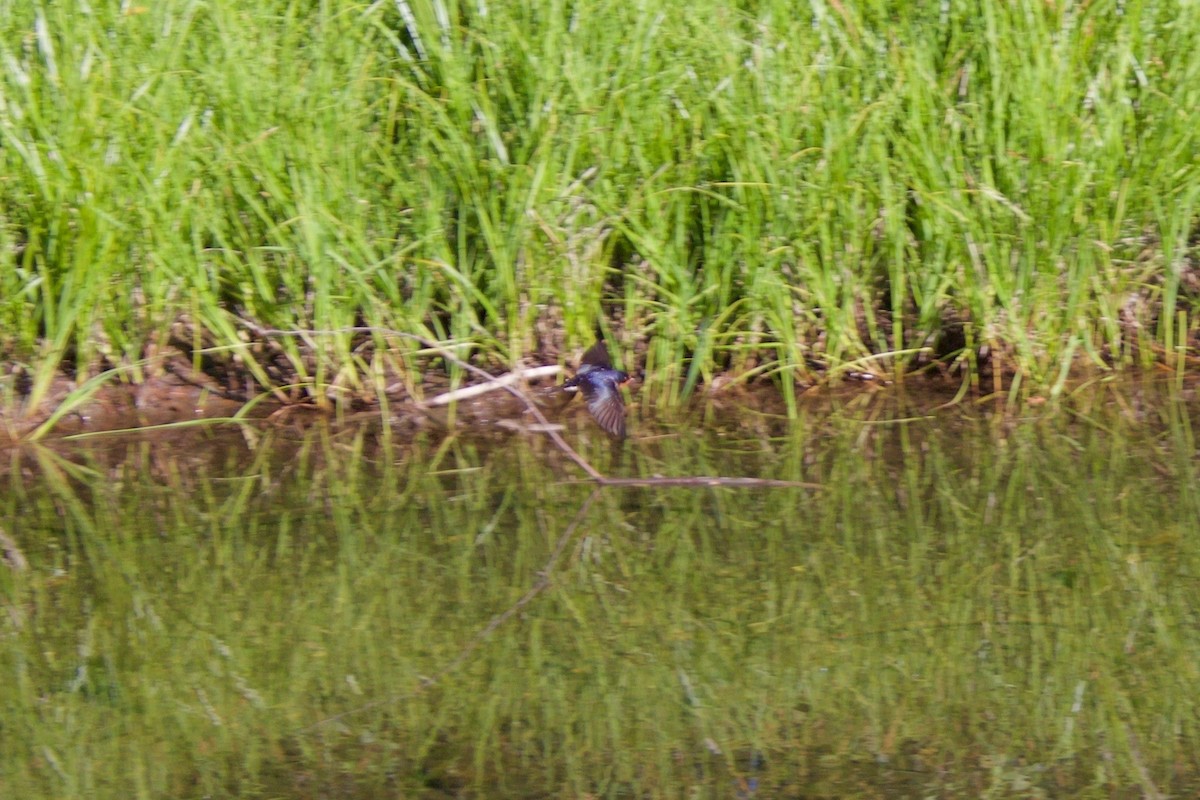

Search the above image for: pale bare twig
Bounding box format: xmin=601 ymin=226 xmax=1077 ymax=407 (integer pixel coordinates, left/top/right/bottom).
xmin=424 ymin=365 xmax=562 ymax=406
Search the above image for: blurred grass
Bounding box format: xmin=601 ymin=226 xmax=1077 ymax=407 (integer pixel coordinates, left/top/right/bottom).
xmin=2 ymin=390 xmax=1200 ymax=797
xmin=1 ymin=0 xmax=1199 ymax=411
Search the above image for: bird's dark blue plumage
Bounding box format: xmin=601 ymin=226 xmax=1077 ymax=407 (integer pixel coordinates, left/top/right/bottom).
xmin=562 ymin=341 xmax=629 ymax=438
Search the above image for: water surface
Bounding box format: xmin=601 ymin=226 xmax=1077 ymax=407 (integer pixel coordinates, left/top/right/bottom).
xmin=2 ymin=387 xmax=1199 ymax=798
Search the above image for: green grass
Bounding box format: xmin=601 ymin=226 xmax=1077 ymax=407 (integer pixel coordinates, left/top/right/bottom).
xmin=1 ymin=0 xmax=1199 ymax=412
xmin=2 ymin=393 xmax=1199 ymax=798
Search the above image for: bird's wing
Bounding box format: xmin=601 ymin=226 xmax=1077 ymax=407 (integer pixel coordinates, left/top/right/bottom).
xmin=584 ymin=382 xmax=626 ymax=438
xmin=580 ymin=341 xmax=613 ymax=369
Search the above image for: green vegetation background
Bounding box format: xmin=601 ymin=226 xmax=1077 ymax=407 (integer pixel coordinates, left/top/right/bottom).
xmin=1 ymin=0 xmax=1198 ymax=411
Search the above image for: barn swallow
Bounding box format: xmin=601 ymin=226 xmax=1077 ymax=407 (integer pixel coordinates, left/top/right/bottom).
xmin=562 ymin=341 xmax=630 ymax=438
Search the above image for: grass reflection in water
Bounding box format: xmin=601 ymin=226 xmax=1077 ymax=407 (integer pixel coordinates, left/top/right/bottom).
xmin=2 ymin=395 xmax=1198 ymax=799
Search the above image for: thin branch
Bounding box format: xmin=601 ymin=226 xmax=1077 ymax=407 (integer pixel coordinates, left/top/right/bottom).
xmin=424 ymin=365 xmax=562 ymax=406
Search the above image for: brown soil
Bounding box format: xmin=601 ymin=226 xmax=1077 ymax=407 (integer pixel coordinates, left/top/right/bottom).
xmin=3 ymin=336 xmax=1197 ymax=446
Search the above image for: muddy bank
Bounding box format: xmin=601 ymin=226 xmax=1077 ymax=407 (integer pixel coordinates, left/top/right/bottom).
xmin=3 ymin=336 xmax=1198 ymax=444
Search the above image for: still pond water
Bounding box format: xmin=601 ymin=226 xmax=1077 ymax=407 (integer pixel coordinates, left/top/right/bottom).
xmin=2 ymin=386 xmax=1199 ymax=799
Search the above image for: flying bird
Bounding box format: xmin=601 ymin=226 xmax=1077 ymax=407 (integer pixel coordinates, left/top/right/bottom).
xmin=562 ymin=341 xmax=630 ymax=438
